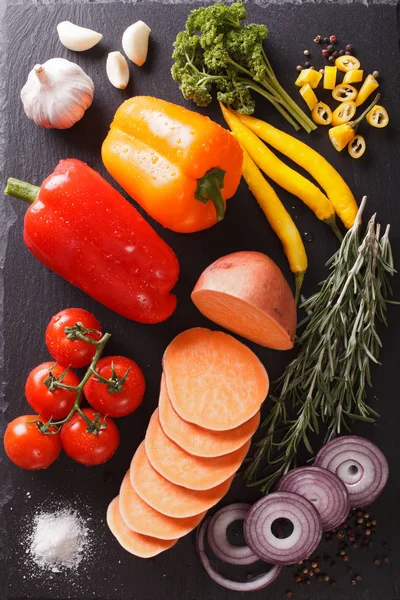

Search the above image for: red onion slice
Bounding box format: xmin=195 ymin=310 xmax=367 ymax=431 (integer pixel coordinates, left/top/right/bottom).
xmin=244 ymin=492 xmax=322 ymax=565
xmin=197 ymin=518 xmax=282 ymax=591
xmin=314 ymin=436 xmax=389 ymax=507
xmin=275 ymin=466 xmax=350 ymax=531
xmin=207 ymin=503 xmax=258 ymax=565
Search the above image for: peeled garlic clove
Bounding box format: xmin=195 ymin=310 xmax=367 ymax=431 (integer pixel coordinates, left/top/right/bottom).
xmin=57 ymin=21 xmax=103 ymax=52
xmin=21 ymin=58 xmax=94 ymax=129
xmin=106 ymin=52 xmax=130 ymax=89
xmin=122 ymin=21 xmax=151 ymax=67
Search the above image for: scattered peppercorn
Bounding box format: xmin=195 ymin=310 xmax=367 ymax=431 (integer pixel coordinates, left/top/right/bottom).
xmin=384 ymin=557 xmax=391 ymax=565
xmin=305 ymin=579 xmax=311 ymax=585
xmin=324 ymin=36 xmax=330 ymax=43
xmin=311 ymin=562 xmax=318 ymax=569
xmin=324 ymin=575 xmax=330 ymax=582
xmin=330 ymin=34 xmax=337 ymax=43
xmin=352 ymin=543 xmax=358 ymax=549
xmin=349 ymin=535 xmax=355 ymax=543
xmin=366 ymin=521 xmax=372 ymax=527
xmin=332 ymin=51 xmax=339 ymax=58
xmin=304 ymin=61 xmax=311 ymax=68
xmin=339 ymin=49 xmax=345 ymax=56
xmin=322 ymin=49 xmax=329 ymax=57
xmin=357 ymin=518 xmax=364 ymax=524
xmin=327 ymin=44 xmax=334 ymax=52
xmin=304 ymin=49 xmax=310 ymax=56
xmin=351 ymin=579 xmax=357 ymax=586
xmin=372 ymin=520 xmax=377 ymax=526
xmin=374 ymin=559 xmax=381 ymax=566
xmin=345 ymin=51 xmax=352 ymax=55
xmin=339 ymin=550 xmax=346 ymax=556
xmin=356 ymin=575 xmax=362 ymax=582
xmin=314 ymin=35 xmax=321 ymax=43
xmin=366 ymin=529 xmax=372 ymax=536
xmin=303 ymin=568 xmax=309 ymax=575
xmin=319 ymin=68 xmax=325 ymax=74
xmin=343 ymin=555 xmax=350 ymax=562
xmin=286 ymin=591 xmax=293 ymax=599
xmin=337 ymin=530 xmax=345 ymax=539
xmin=314 ymin=567 xmax=320 ymax=574
xmin=295 ymin=576 xmax=302 ymax=584
xmin=296 ymin=65 xmax=303 ymax=72
xmin=346 ymin=44 xmax=354 ymax=52
xmin=328 ymin=55 xmax=335 ymax=62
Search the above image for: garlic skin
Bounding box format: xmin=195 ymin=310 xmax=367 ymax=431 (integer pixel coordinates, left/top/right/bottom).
xmin=57 ymin=21 xmax=103 ymax=52
xmin=122 ymin=21 xmax=151 ymax=67
xmin=106 ymin=52 xmax=130 ymax=89
xmin=20 ymin=58 xmax=94 ymax=129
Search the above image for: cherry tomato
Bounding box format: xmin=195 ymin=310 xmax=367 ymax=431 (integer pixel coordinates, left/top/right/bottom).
xmin=25 ymin=362 xmax=80 ymax=420
xmin=83 ymin=356 xmax=145 ymax=418
xmin=46 ymin=308 xmax=103 ymax=368
xmin=4 ymin=415 xmax=62 ymax=470
xmin=60 ymin=408 xmax=119 ymax=466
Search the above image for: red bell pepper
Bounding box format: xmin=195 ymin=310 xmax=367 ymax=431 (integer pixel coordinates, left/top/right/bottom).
xmin=5 ymin=159 xmax=179 ymax=324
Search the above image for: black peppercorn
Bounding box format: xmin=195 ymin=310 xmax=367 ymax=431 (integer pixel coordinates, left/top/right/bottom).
xmin=324 ymin=36 xmax=330 ymax=43
xmin=345 ymin=51 xmax=352 ymax=55
xmin=327 ymin=44 xmax=334 ymax=52
xmin=304 ymin=61 xmax=311 ymax=68
xmin=328 ymin=55 xmax=335 ymax=63
xmin=346 ymin=44 xmax=353 ymax=52
xmin=339 ymin=49 xmax=345 ymax=56
xmin=332 ymin=51 xmax=339 ymax=58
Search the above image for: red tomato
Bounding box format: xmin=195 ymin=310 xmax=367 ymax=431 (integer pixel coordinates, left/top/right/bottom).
xmin=25 ymin=362 xmax=80 ymax=420
xmin=60 ymin=408 xmax=119 ymax=466
xmin=83 ymin=356 xmax=145 ymax=417
xmin=46 ymin=308 xmax=103 ymax=368
xmin=4 ymin=415 xmax=62 ymax=470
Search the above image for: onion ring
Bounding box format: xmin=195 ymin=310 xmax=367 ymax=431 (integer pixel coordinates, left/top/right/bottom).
xmin=314 ymin=436 xmax=389 ymax=507
xmin=244 ymin=491 xmax=322 ymax=565
xmin=197 ymin=517 xmax=282 ymax=591
xmin=276 ymin=466 xmax=350 ymax=531
xmin=207 ymin=503 xmax=258 ymax=565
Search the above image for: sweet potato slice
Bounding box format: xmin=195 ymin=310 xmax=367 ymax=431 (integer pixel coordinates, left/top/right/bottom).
xmin=163 ymin=327 xmax=268 ymax=430
xmin=191 ymin=252 xmax=296 ymax=350
xmin=119 ymin=471 xmax=206 ymax=539
xmin=106 ymin=497 xmax=177 ymax=558
xmin=130 ymin=442 xmax=234 ymax=518
xmin=145 ymin=410 xmax=250 ymax=490
xmin=158 ymin=373 xmax=260 ymax=457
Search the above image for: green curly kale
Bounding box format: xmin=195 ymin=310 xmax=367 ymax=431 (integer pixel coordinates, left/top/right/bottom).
xmin=172 ymin=1 xmax=316 ymax=132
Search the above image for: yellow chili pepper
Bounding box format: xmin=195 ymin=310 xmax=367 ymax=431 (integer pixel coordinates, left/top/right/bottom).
xmin=299 ymin=84 xmax=318 ymax=111
xmin=348 ymin=135 xmax=366 ymax=159
xmin=241 ymin=148 xmax=307 ymax=301
xmin=219 ymin=103 xmax=338 ymax=234
xmin=323 ymin=66 xmax=337 ymax=90
xmin=335 ymin=55 xmax=361 ymax=72
xmin=355 ymin=71 xmax=379 ymax=107
xmin=312 ymin=102 xmax=332 ymax=125
xmin=295 ymin=68 xmax=322 ymax=89
xmin=343 ymin=69 xmax=364 ymax=84
xmin=332 ymin=84 xmax=358 ymax=102
xmin=235 ymin=113 xmax=358 ymax=229
xmin=332 ymin=101 xmax=356 ymax=126
xmin=329 ymin=94 xmax=381 ymax=152
xmin=366 ymin=105 xmax=389 ymax=128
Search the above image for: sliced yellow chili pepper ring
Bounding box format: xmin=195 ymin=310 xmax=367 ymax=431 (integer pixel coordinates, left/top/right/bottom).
xmin=332 ymin=101 xmax=356 ymax=127
xmin=366 ymin=105 xmax=389 ymax=128
xmin=332 ymin=84 xmax=358 ymax=102
xmin=348 ymin=135 xmax=366 ymax=159
xmin=335 ymin=55 xmax=361 ymax=72
xmin=343 ymin=69 xmax=363 ymax=84
xmin=312 ymin=102 xmax=332 ymax=125
xmin=299 ymin=83 xmax=318 ymax=111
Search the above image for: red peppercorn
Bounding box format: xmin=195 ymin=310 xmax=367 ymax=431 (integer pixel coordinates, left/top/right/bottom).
xmin=330 ymin=35 xmax=337 ymax=43
xmin=314 ymin=35 xmax=322 ymax=43
xmin=322 ymin=49 xmax=329 ymax=57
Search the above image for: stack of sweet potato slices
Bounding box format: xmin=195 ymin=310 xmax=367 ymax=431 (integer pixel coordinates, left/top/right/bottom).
xmin=107 ymin=328 xmax=268 ymax=558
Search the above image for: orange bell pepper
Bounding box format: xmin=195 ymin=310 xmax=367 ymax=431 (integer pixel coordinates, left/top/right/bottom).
xmin=102 ymin=97 xmax=243 ymax=233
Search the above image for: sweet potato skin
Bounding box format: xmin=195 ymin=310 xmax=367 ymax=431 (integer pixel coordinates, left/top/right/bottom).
xmin=191 ymin=251 xmax=296 ymax=350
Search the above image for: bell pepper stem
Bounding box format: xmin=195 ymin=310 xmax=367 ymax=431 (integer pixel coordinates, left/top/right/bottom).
xmin=4 ymin=178 xmax=40 ymax=205
xmin=195 ymin=167 xmax=226 ymax=222
xmin=352 ymin=93 xmax=381 ymax=130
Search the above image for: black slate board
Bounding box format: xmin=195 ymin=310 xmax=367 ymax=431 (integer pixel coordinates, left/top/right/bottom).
xmin=1 ymin=2 xmax=400 ymax=599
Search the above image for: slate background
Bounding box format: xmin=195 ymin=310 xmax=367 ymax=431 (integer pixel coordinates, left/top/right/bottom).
xmin=0 ymin=2 xmax=399 ymax=599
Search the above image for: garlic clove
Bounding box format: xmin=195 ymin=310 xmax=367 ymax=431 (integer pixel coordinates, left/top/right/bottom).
xmin=122 ymin=21 xmax=151 ymax=67
xmin=21 ymin=57 xmax=94 ymax=129
xmin=106 ymin=52 xmax=130 ymax=89
xmin=57 ymin=21 xmax=103 ymax=52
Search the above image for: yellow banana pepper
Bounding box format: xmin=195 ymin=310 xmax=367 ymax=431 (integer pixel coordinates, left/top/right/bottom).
xmin=295 ymin=68 xmax=322 ymax=89
xmin=241 ymin=148 xmax=307 ymax=301
xmin=312 ymin=102 xmax=332 ymax=125
xmin=323 ymin=66 xmax=337 ymax=90
xmin=332 ymin=84 xmax=358 ymax=102
xmin=355 ymin=72 xmax=379 ymax=107
xmin=235 ymin=112 xmax=358 ymax=229
xmin=348 ymin=135 xmax=366 ymax=159
xmin=332 ymin=101 xmax=356 ymax=126
xmin=329 ymin=94 xmax=381 ymax=152
xmin=335 ymin=55 xmax=361 ymax=72
xmin=366 ymin=105 xmax=389 ymax=128
xmin=343 ymin=70 xmax=364 ymax=84
xmin=219 ymin=103 xmax=339 ymax=235
xmin=299 ymin=84 xmax=318 ymax=110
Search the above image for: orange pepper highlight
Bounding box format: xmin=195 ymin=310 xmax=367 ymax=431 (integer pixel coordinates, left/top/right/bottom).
xmin=102 ymin=96 xmax=243 ymax=233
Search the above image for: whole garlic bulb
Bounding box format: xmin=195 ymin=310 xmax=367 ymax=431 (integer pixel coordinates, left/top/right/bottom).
xmin=20 ymin=58 xmax=94 ymax=129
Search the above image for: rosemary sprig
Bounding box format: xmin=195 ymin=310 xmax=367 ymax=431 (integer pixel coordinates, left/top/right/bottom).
xmin=244 ymin=197 xmax=397 ymax=493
